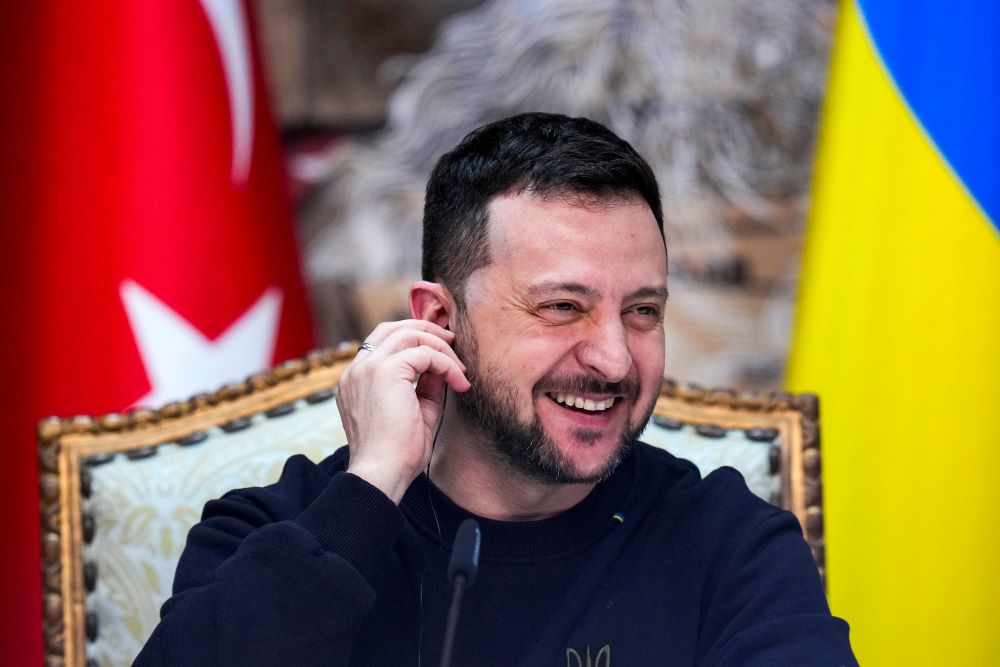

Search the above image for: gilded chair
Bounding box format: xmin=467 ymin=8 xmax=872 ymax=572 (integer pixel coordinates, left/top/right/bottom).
xmin=38 ymin=344 xmax=824 ymax=666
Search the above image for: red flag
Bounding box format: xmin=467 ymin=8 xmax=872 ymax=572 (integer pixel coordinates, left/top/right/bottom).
xmin=0 ymin=2 xmax=314 ymax=660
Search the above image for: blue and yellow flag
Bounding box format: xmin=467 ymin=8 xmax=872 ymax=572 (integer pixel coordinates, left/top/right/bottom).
xmin=788 ymin=2 xmax=1000 ymax=663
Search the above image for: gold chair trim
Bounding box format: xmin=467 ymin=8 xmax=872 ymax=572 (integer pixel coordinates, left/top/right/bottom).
xmin=38 ymin=344 xmax=822 ymax=666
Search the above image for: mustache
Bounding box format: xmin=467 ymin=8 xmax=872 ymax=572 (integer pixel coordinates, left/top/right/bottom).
xmin=534 ymin=375 xmax=640 ymax=399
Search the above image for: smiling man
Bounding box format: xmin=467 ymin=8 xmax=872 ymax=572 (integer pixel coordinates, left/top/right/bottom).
xmin=137 ymin=113 xmax=856 ymax=666
xmin=417 ymin=191 xmax=668 ymax=517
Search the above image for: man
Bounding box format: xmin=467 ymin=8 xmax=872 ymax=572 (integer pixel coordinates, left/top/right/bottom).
xmin=137 ymin=113 xmax=856 ymax=665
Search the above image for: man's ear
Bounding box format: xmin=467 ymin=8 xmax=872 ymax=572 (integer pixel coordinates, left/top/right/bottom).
xmin=409 ymin=280 xmax=454 ymax=329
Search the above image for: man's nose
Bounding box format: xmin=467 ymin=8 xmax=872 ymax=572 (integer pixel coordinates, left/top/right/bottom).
xmin=577 ymin=319 xmax=632 ymax=382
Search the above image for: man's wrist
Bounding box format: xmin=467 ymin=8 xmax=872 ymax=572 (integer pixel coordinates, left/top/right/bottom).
xmin=346 ymin=462 xmax=413 ymax=505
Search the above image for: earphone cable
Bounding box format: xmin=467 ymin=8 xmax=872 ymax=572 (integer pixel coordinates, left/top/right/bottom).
xmin=417 ymin=387 xmax=448 ymax=667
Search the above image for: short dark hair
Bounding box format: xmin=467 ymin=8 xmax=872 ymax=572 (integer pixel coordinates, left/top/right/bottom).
xmin=421 ymin=112 xmax=663 ymax=305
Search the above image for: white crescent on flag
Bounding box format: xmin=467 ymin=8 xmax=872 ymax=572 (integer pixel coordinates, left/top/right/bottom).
xmin=200 ymin=0 xmax=255 ymax=185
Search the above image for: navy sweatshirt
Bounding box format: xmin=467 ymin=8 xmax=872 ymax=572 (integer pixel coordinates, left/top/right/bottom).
xmin=135 ymin=443 xmax=856 ymax=666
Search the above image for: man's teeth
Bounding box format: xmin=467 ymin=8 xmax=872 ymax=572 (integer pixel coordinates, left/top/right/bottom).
xmin=552 ymin=393 xmax=615 ymax=411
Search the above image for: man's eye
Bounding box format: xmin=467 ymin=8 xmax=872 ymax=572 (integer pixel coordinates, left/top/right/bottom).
xmin=626 ymin=304 xmax=663 ymax=327
xmin=539 ymin=302 xmax=581 ymax=320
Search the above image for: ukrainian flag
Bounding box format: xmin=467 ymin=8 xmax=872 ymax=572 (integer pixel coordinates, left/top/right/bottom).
xmin=787 ymin=2 xmax=1000 ymax=663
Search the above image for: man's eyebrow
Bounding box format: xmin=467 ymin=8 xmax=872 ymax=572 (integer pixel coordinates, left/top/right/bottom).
xmin=526 ymin=282 xmax=600 ymax=298
xmin=626 ymin=286 xmax=669 ymax=302
xmin=525 ymin=282 xmax=669 ymax=301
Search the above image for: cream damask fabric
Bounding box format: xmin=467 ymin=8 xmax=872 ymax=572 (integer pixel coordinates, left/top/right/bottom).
xmin=84 ymin=398 xmax=347 ymax=666
xmin=640 ymin=421 xmax=781 ymax=504
xmin=82 ymin=397 xmax=777 ymax=666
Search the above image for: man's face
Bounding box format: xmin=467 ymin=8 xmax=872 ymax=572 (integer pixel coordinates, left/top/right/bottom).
xmin=452 ymin=192 xmax=668 ymax=484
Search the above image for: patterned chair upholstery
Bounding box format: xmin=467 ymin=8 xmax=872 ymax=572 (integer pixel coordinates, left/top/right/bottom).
xmin=38 ymin=344 xmax=824 ymax=667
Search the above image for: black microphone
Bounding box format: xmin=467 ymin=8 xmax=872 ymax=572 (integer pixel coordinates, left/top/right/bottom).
xmin=440 ymin=518 xmax=481 ymax=667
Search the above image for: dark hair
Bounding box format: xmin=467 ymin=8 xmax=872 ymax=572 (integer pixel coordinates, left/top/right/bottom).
xmin=421 ymin=112 xmax=663 ymax=305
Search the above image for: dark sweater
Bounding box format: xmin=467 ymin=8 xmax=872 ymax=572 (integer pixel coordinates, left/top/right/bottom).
xmin=135 ymin=443 xmax=856 ymax=666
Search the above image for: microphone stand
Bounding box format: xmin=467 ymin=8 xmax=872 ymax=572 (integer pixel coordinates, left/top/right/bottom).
xmin=439 ymin=574 xmax=467 ymax=667
xmin=439 ymin=518 xmax=481 ymax=667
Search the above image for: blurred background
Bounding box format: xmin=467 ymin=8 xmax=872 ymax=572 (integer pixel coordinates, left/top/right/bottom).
xmin=3 ymin=1 xmax=997 ymax=665
xmin=260 ymin=0 xmax=836 ymax=392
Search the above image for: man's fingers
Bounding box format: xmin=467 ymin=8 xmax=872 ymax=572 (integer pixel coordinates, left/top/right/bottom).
xmin=362 ymin=319 xmax=454 ymax=349
xmin=364 ymin=328 xmax=465 ymax=370
xmin=390 ymin=346 xmax=470 ymax=392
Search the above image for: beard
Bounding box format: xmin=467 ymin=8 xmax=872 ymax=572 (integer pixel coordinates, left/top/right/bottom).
xmin=451 ymin=317 xmax=657 ymax=485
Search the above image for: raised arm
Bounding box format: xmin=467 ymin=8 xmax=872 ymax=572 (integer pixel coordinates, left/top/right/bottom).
xmin=136 ymin=318 xmax=468 ymax=666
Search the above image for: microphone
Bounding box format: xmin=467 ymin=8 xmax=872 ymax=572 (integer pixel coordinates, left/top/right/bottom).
xmin=440 ymin=518 xmax=481 ymax=667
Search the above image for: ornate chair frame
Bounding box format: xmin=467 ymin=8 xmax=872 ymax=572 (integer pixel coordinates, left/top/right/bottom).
xmin=37 ymin=345 xmax=823 ymax=666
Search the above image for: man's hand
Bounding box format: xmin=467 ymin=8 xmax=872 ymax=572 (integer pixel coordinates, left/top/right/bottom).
xmin=336 ymin=320 xmax=470 ymax=503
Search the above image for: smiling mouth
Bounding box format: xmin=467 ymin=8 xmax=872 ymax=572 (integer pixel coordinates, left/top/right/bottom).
xmin=546 ymin=392 xmax=616 ymax=412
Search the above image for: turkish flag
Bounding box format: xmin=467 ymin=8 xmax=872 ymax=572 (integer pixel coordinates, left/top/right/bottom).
xmin=0 ymin=2 xmax=314 ymax=661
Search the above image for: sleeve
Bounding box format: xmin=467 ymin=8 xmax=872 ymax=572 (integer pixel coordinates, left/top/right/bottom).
xmin=133 ymin=456 xmax=404 ymax=667
xmin=696 ymin=471 xmax=858 ymax=666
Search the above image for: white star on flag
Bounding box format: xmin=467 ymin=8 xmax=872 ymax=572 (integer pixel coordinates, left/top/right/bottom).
xmin=120 ymin=279 xmax=283 ymax=408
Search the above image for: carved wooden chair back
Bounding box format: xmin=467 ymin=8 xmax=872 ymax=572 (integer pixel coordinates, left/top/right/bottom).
xmin=37 ymin=344 xmax=823 ymax=667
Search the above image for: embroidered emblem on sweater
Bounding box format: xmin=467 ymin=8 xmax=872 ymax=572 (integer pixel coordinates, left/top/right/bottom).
xmin=565 ymin=644 xmax=611 ymax=667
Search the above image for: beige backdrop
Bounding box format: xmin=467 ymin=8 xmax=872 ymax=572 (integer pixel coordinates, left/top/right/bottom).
xmin=256 ymin=0 xmax=837 ymax=391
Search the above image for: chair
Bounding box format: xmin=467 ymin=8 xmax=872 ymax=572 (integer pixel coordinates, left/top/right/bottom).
xmin=38 ymin=344 xmax=824 ymax=667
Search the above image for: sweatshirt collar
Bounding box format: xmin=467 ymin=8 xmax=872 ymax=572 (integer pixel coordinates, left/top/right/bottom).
xmin=401 ymin=446 xmax=636 ymax=561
